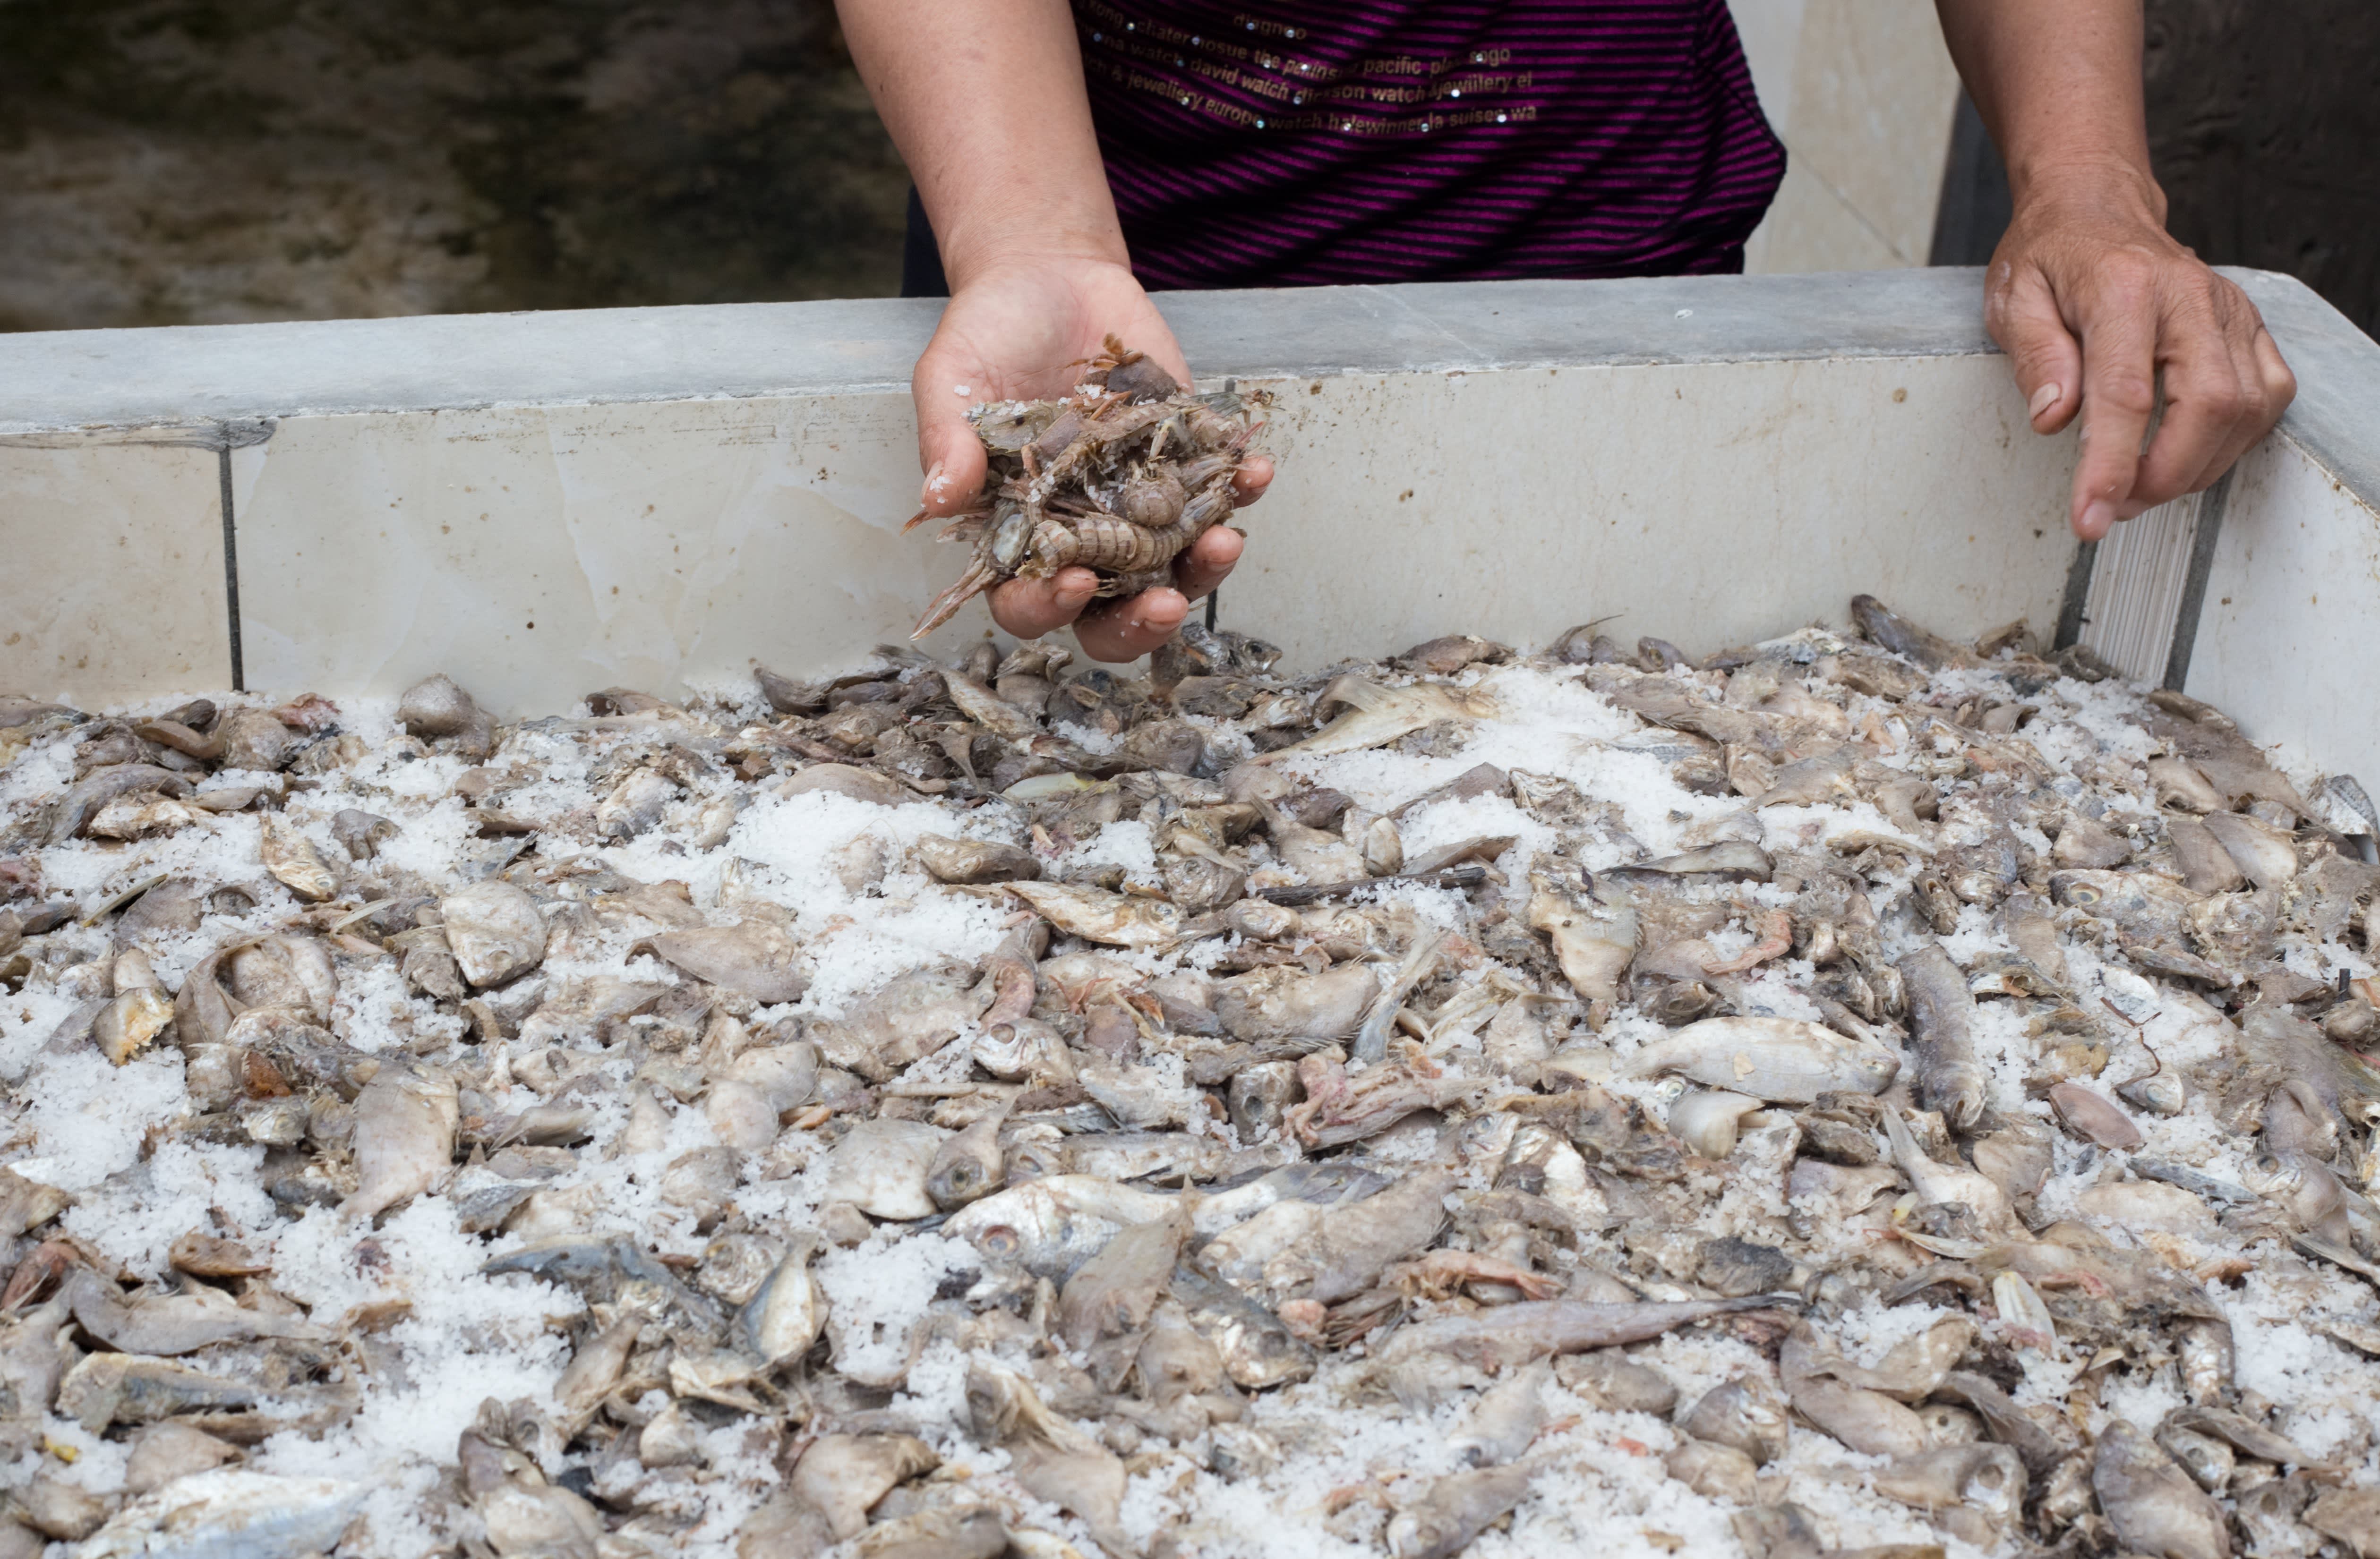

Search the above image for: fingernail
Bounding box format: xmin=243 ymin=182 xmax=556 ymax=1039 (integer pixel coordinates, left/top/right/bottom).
xmin=2028 ymin=383 xmax=2060 ymax=420
xmin=920 ymin=461 xmax=947 ymax=504
xmin=2081 ymin=500 xmax=2115 ymax=537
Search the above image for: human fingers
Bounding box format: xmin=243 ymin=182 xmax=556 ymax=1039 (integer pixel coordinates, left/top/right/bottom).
xmin=1074 ymin=586 xmax=1190 ymax=663
xmin=1985 ymin=260 xmax=2085 ymax=436
xmin=2205 ymin=319 xmax=2297 ymax=476
xmin=1174 ymin=525 xmax=1243 ymax=603
xmin=2126 ymin=280 xmax=2252 ymax=513
xmin=1230 ymin=453 xmax=1273 ymax=507
xmin=911 ymin=338 xmax=992 ymax=518
xmin=2067 ymin=258 xmax=2164 ymax=540
xmin=2252 ymin=325 xmax=2298 ymax=425
xmin=987 ymin=568 xmax=1097 ymax=640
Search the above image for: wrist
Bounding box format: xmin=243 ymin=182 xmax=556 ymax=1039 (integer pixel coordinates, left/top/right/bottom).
xmin=935 ymin=200 xmax=1132 ymax=293
xmin=2007 ymin=155 xmax=2167 ymax=228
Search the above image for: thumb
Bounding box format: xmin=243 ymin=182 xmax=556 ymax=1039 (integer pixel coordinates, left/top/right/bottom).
xmin=912 ymin=341 xmax=990 ymax=518
xmin=1985 ymin=260 xmax=2084 ymax=436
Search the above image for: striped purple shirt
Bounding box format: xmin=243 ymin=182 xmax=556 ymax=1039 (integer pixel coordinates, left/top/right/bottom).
xmin=1076 ymin=1 xmax=1785 ymax=289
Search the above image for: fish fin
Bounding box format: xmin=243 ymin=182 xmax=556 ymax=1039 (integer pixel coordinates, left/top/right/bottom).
xmin=1316 ymin=675 xmax=1387 ymax=716
xmin=1878 ymin=1102 xmax=1924 ymax=1175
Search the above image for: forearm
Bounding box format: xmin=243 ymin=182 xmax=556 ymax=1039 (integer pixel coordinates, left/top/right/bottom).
xmin=835 ymin=0 xmax=1122 ymax=283
xmin=1934 ymin=0 xmax=2159 ymax=214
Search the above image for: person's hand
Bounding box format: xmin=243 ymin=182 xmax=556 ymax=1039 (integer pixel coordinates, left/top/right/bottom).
xmin=1984 ymin=162 xmax=2295 ymax=542
xmin=910 ymin=253 xmax=1272 ymax=661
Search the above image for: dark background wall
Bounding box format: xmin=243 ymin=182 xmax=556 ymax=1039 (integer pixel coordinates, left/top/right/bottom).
xmin=0 ymin=0 xmax=2371 ymax=338
xmin=2143 ymin=0 xmax=2379 ymax=338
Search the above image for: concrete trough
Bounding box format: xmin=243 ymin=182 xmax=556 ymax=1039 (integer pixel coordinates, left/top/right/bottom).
xmin=2 ymin=266 xmax=2374 ymax=783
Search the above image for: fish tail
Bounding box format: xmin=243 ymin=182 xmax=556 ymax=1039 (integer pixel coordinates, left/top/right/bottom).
xmin=912 ymin=560 xmax=998 ymax=639
xmin=1317 ymin=675 xmax=1387 ymax=716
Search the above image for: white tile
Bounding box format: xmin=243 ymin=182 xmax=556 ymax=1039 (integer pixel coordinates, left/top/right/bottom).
xmin=1739 ymin=0 xmax=1961 ymax=274
xmin=1222 ymin=354 xmax=2077 ymax=668
xmin=1743 ymin=158 xmax=1907 ymax=276
xmin=1725 ymin=0 xmax=1808 ymax=133
xmin=231 ymin=395 xmax=954 ymax=714
xmin=2186 ymin=434 xmax=2380 ymax=787
xmin=222 ymin=354 xmax=2080 ymax=706
xmin=1782 ymin=0 xmax=1961 ymax=265
xmin=0 ymin=434 xmax=229 ymax=703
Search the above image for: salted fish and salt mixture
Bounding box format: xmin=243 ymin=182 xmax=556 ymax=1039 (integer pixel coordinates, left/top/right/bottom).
xmin=9 ymin=590 xmax=2380 ymax=1559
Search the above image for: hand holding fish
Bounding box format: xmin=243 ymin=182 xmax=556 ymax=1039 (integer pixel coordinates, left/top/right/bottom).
xmin=908 ymin=255 xmax=1272 ymax=660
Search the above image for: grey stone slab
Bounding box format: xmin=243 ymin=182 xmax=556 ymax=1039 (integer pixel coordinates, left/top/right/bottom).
xmin=1 ymin=266 xmax=2372 ymax=519
xmin=0 ymin=269 xmax=1998 ymax=436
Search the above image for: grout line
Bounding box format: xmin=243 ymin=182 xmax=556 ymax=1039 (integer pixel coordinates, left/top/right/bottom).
xmin=2053 ymin=538 xmax=2097 ymax=650
xmin=2162 ymin=468 xmax=2233 ymax=691
xmin=217 ymin=443 xmax=244 ymax=691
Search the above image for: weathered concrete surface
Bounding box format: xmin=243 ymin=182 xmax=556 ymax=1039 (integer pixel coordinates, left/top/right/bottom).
xmin=0 ymin=0 xmax=907 ymax=333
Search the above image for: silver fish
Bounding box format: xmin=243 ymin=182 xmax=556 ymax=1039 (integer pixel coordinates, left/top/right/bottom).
xmin=258 ymin=818 xmax=338 ymax=903
xmin=1665 ymin=1438 xmax=1757 ymax=1502
xmin=1787 ymin=1375 xmax=1930 ymax=1457
xmin=942 ymin=1175 xmax=1181 ymax=1278
xmin=61 ymin=1270 xmax=319 ymax=1357
xmin=1378 ymin=1296 xmax=1783 ymax=1374
xmin=1261 ymin=1169 xmax=1452 ymax=1304
xmin=341 ymin=1063 xmax=459 ymax=1223
xmin=1624 ymin=1016 xmax=1898 ymax=1102
xmin=817 ymin=1119 xmax=949 ymax=1222
xmin=1386 ymin=1460 xmax=1537 ymax=1559
xmin=2047 ymin=1081 xmax=2143 ymax=1150
xmin=1213 ymin=963 xmax=1378 ymax=1045
xmin=966 ymin=1359 xmax=1130 ymax=1556
xmin=1554 ymin=1351 xmax=1677 ymax=1415
xmin=437 ymin=879 xmax=548 ymax=988
xmin=1900 ymin=942 xmax=1986 ymax=1130
xmin=77 ymin=1471 xmax=366 ymax=1559
xmin=790 ymin=1433 xmax=939 ymax=1540
xmin=926 ymin=1116 xmax=1006 ymax=1210
xmin=1169 ymin=1262 xmax=1313 ymax=1390
xmin=1258 ymin=676 xmax=1494 ymax=761
xmin=916 ymin=833 xmax=1043 ymax=885
xmin=634 ymin=918 xmax=807 ymax=1004
xmin=1680 ymin=1375 xmax=1791 ymax=1466
xmin=993 ymin=880 xmax=1201 ymax=948
xmin=1058 ymin=1207 xmax=1188 ymax=1352
xmin=742 ymin=1242 xmax=827 ymax=1367
xmin=1880 ymin=1105 xmax=2019 ymax=1240
xmin=2093 ymin=1419 xmax=2231 ymax=1559
xmin=1525 ymin=875 xmax=1637 ymax=1005
xmin=1449 ymin=1358 xmax=1551 ymax=1467
xmin=2202 ymin=809 xmax=2299 ymax=888
xmin=1873 ymin=1442 xmax=2027 ymax=1528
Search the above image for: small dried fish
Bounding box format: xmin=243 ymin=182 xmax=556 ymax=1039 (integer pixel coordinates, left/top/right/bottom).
xmin=259 ymin=818 xmax=338 ymax=903
xmin=1625 ymin=1016 xmax=1899 ymax=1102
xmin=437 ymin=880 xmax=547 ymax=988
